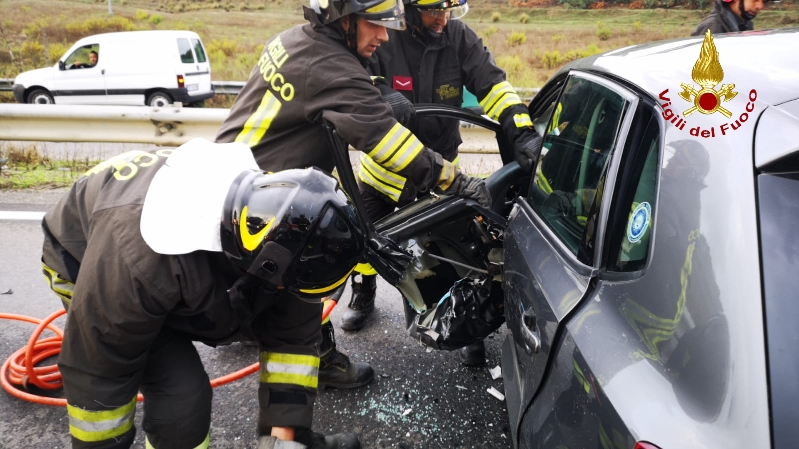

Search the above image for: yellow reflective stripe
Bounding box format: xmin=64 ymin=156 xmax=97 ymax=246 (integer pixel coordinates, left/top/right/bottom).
xmin=359 ymin=168 xmax=402 ymax=203
xmin=354 ymin=263 xmax=377 ymax=276
xmin=41 ymin=262 xmax=74 ymax=302
xmin=451 ymin=155 xmax=460 ymax=167
xmin=365 ymin=0 xmax=398 ymax=13
xmin=147 ymin=433 xmax=209 ymax=449
xmin=536 ymin=173 xmax=553 ymax=194
xmin=480 ymin=82 xmax=523 ymax=120
xmin=299 ymin=266 xmax=355 ymax=295
xmin=548 ymin=103 xmax=563 ymax=134
xmin=235 ymin=90 xmax=282 ymax=148
xmin=368 ymin=123 xmax=411 ymax=163
xmin=240 ymin=209 xmax=275 ymax=252
xmin=513 ymin=113 xmax=533 ymax=128
xmin=67 ymin=397 xmax=136 ymax=443
xmin=382 ymin=135 xmax=424 ymax=172
xmin=437 ymin=159 xmax=456 ymax=191
xmin=260 ymin=352 xmax=320 ymax=389
xmin=416 ymin=0 xmax=441 ymax=4
xmin=360 ymin=154 xmax=405 ymax=189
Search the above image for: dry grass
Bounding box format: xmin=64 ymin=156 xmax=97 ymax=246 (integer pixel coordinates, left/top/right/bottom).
xmin=0 ymin=0 xmax=796 ymax=86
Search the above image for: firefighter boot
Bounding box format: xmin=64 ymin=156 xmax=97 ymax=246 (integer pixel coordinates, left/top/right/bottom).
xmin=318 ymin=321 xmax=374 ymax=389
xmin=340 ymin=274 xmax=377 ymax=332
xmin=294 ymin=429 xmax=361 ymax=449
xmin=457 ymin=339 xmax=486 ymax=367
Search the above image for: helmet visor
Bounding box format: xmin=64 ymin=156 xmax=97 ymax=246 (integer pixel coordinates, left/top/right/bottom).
xmin=418 ymin=3 xmax=468 ymax=20
xmin=292 ymin=205 xmax=364 ymax=302
xmin=361 ymin=0 xmax=407 ymax=30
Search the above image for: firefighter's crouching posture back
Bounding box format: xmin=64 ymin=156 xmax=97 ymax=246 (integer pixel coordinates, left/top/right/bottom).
xmin=41 ymin=139 xmax=365 ymax=448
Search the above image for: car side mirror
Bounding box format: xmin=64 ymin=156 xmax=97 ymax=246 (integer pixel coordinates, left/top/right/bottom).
xmin=58 ymin=61 xmax=65 ymax=71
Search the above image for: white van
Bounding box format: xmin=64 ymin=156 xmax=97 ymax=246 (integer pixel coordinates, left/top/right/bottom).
xmin=12 ymin=30 xmax=214 ymax=106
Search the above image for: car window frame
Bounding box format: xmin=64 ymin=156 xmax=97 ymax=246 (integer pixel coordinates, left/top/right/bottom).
xmin=524 ymin=71 xmax=639 ymax=272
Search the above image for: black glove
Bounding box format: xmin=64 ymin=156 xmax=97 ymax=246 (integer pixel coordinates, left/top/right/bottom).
xmin=444 ymin=172 xmax=492 ymax=208
xmin=500 ymin=106 xmax=543 ymax=172
xmin=513 ymin=127 xmax=543 ymax=172
xmin=372 ymin=76 xmax=415 ymax=126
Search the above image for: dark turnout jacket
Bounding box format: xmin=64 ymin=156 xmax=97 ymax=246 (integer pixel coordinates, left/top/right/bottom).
xmin=42 ymin=149 xmax=322 ymax=446
xmin=692 ymin=0 xmax=753 ymax=35
xmin=367 ymin=12 xmax=516 ymax=160
xmin=216 ymin=8 xmax=452 ymax=204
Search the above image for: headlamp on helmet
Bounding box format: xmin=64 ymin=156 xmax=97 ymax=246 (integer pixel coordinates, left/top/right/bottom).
xmin=412 ymin=0 xmax=468 ymax=20
xmin=221 ymin=168 xmax=365 ymax=303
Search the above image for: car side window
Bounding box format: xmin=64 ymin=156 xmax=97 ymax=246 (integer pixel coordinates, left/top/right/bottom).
xmin=609 ymin=112 xmax=660 ymax=272
xmin=528 ymin=76 xmax=626 ymax=260
xmin=192 ymin=38 xmax=207 ymax=63
xmin=177 ymin=38 xmax=195 ymax=63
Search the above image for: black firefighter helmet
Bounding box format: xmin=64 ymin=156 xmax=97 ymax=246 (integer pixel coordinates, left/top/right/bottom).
xmin=221 ymin=167 xmax=365 ymax=303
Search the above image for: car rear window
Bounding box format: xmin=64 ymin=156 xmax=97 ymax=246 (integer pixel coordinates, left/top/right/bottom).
xmin=177 ymin=38 xmax=194 ymax=63
xmin=757 ymin=172 xmax=799 ymax=449
xmin=192 ymin=38 xmax=207 ymax=63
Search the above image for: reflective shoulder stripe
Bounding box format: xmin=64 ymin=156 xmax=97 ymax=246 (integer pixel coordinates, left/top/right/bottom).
xmin=479 ymin=81 xmax=523 ymax=121
xmin=235 ymin=90 xmax=282 ymax=148
xmin=67 ymin=397 xmax=136 ymax=443
xmin=41 ymin=262 xmax=74 ymax=305
xmin=147 ymin=433 xmax=210 ymax=449
xmin=513 ymin=113 xmax=533 ymax=128
xmin=260 ymin=352 xmax=320 ymax=389
xmin=358 ymin=156 xmax=405 ymax=203
xmin=451 ymin=155 xmax=461 ymax=168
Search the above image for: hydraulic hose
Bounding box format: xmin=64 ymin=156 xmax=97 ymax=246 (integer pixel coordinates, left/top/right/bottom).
xmin=0 ymin=309 xmax=259 ymax=407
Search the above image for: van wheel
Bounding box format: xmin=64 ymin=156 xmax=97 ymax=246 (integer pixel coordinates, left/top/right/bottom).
xmin=27 ymin=88 xmax=54 ymax=105
xmin=147 ymin=91 xmax=172 ymax=107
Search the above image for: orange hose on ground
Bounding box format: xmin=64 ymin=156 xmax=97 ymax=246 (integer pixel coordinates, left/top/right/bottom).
xmin=1 ymin=310 xmax=259 ymax=407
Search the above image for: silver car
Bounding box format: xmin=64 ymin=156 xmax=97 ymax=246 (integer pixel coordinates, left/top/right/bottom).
xmin=375 ymin=27 xmax=799 ymax=449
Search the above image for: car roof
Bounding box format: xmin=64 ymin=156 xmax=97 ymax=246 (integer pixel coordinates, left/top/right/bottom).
xmin=567 ymin=27 xmax=799 ymax=108
xmin=75 ymin=30 xmax=201 ymax=44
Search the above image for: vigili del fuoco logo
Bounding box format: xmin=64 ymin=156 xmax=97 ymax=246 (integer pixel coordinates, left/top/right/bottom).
xmin=659 ymin=30 xmax=758 ymax=138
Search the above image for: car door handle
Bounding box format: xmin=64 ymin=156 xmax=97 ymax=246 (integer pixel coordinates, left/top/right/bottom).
xmin=521 ymin=307 xmax=541 ymax=354
xmin=101 ymin=69 xmax=105 ymax=75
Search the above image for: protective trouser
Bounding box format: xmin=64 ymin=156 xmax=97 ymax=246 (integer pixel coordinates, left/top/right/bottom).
xmin=62 ymin=329 xmax=212 ymax=449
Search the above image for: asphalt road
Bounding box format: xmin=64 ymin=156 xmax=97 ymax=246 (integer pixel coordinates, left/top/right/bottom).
xmin=0 ymin=189 xmax=513 ymax=449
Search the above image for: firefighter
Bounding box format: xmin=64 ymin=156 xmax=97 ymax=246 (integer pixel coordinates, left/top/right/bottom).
xmin=41 ymin=140 xmax=365 ymax=449
xmin=216 ymin=0 xmax=491 ymax=388
xmin=692 ymin=0 xmax=765 ymax=35
xmin=340 ymin=0 xmax=542 ymax=366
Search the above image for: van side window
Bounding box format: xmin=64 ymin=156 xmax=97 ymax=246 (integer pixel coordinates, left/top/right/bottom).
xmin=177 ymin=38 xmax=195 ymax=63
xmin=192 ymin=39 xmax=207 ymax=63
xmin=64 ymin=44 xmax=100 ymax=70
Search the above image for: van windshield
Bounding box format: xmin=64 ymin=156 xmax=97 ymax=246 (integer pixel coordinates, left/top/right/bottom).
xmin=192 ymin=38 xmax=207 ymax=63
xmin=177 ymin=38 xmax=194 ymax=63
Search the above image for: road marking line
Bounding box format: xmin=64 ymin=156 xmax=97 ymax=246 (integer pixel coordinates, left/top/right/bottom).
xmin=0 ymin=211 xmax=46 ymax=221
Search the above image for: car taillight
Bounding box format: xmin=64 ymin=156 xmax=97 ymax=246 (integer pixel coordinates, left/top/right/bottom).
xmin=634 ymin=442 xmax=661 ymax=449
xmin=177 ymin=75 xmax=185 ymax=88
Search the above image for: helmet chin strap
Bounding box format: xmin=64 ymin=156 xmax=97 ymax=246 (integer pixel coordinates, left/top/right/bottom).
xmin=347 ymin=16 xmax=363 ymax=63
xmin=739 ymin=0 xmax=755 ymax=21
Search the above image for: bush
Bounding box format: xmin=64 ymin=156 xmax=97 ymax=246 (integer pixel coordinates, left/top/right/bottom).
xmin=481 ymin=26 xmax=498 ymax=39
xmin=507 ymin=32 xmax=527 ymax=46
xmin=491 ymin=12 xmax=501 ymax=22
xmin=643 ymin=0 xmax=659 ymax=8
xmin=558 ymin=0 xmax=592 ymax=9
xmin=149 ymin=14 xmax=163 ymax=25
xmin=632 ymin=21 xmax=642 ymax=32
xmin=47 ymin=43 xmax=69 ymax=64
xmin=589 ymin=1 xmax=606 ymax=9
xmin=552 ymin=34 xmax=564 ymax=43
xmin=596 ymin=27 xmax=612 ymax=40
xmin=134 ymin=9 xmax=150 ymax=21
xmin=628 ymin=0 xmax=645 ymax=8
xmin=519 ymin=13 xmax=529 ymax=24
xmin=20 ymin=41 xmax=45 ymax=63
xmin=541 ymin=50 xmax=563 ymax=69
xmin=207 ymin=38 xmax=240 ymax=58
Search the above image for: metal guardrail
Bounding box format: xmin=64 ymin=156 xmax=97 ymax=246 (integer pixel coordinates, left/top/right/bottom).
xmin=0 ymin=78 xmax=538 ymax=100
xmin=0 ymin=103 xmax=502 ymax=153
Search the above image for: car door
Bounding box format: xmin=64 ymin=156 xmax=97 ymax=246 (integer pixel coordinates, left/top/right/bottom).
xmin=177 ymin=36 xmax=211 ymax=97
xmin=53 ymin=43 xmax=106 ymax=105
xmin=501 ymin=72 xmax=639 ymax=446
